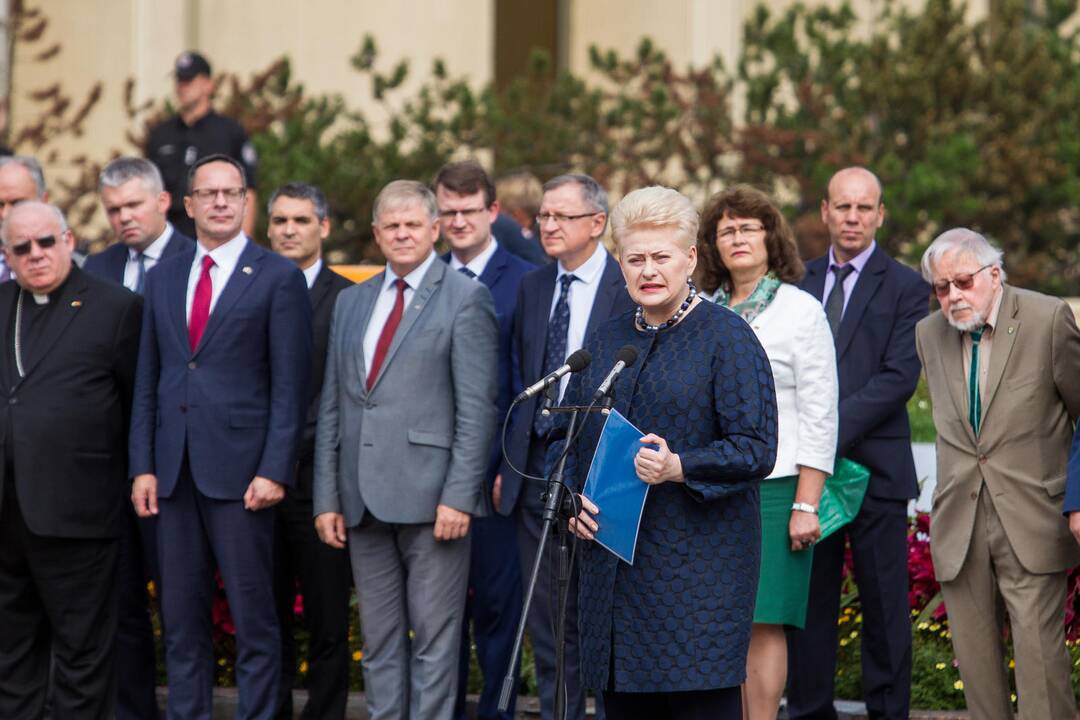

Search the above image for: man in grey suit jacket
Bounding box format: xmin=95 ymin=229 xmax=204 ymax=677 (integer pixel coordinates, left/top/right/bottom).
xmin=314 ymin=180 xmax=498 ymax=720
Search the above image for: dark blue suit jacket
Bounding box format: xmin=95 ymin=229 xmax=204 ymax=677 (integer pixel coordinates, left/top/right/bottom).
xmin=1064 ymin=430 xmax=1080 ymax=514
xmin=499 ymin=250 xmax=634 ymax=514
xmin=442 ymin=243 xmax=536 ymax=486
xmin=800 ymin=245 xmax=930 ymax=500
xmin=83 ymin=229 xmax=194 ymax=286
xmin=128 ymin=239 xmax=312 ymax=500
xmin=493 ymin=213 xmax=550 ymax=266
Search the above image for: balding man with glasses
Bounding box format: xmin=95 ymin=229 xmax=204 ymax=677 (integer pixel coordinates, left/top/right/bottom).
xmin=500 ymin=174 xmax=632 ymax=720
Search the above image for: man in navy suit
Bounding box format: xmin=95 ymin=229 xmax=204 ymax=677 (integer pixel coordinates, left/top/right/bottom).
xmin=84 ymin=156 xmax=193 ymax=720
xmin=266 ymin=182 xmax=354 ymax=720
xmin=129 ymin=154 xmax=312 ymax=720
xmin=501 ymin=174 xmax=633 ymax=720
xmin=433 ymin=160 xmax=535 ymax=720
xmin=787 ymin=167 xmax=929 ymax=720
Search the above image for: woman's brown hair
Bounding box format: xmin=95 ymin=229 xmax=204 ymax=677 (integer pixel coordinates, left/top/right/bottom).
xmin=696 ymin=184 xmax=805 ymax=295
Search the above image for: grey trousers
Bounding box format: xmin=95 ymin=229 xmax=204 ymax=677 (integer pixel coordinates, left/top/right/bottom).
xmin=939 ymin=486 xmax=1076 ymax=720
xmin=348 ymin=515 xmax=470 ymax=720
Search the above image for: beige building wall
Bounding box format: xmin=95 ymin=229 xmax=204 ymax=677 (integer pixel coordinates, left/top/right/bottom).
xmin=8 ymin=0 xmax=989 ymax=231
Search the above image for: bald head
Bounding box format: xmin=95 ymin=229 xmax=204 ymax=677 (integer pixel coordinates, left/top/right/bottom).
xmin=1 ymin=201 xmax=74 ymax=294
xmin=821 ymin=166 xmax=886 ymax=263
xmin=826 ymin=167 xmax=883 ymax=205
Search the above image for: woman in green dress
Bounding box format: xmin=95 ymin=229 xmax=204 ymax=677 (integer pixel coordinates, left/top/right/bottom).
xmin=697 ymin=185 xmax=839 ymax=720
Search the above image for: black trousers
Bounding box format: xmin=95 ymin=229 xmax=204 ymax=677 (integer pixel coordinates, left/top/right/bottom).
xmin=273 ymin=490 xmax=353 ymax=720
xmin=602 ymin=686 xmax=741 ymax=720
xmin=0 ymin=483 xmax=119 ymax=720
xmin=115 ymin=503 xmax=162 ymax=720
xmin=786 ymin=494 xmax=912 ymax=720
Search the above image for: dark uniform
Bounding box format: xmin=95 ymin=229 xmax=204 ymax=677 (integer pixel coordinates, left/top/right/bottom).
xmin=145 ymin=110 xmax=258 ymax=239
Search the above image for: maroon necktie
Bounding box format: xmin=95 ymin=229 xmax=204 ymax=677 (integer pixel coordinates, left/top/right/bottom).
xmin=189 ymin=254 xmax=215 ymax=351
xmin=367 ymin=278 xmax=406 ymax=391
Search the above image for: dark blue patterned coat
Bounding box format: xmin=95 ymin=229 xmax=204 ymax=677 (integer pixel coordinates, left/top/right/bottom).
xmin=560 ymin=302 xmax=777 ymax=693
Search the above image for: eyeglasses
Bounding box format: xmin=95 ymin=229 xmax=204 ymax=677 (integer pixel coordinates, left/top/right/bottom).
xmin=8 ymin=234 xmax=58 ymax=256
xmin=438 ymin=207 xmax=488 ymax=221
xmin=717 ymin=224 xmax=766 ymax=242
xmin=933 ymin=265 xmax=991 ymax=297
xmin=189 ymin=187 xmax=246 ymax=203
xmin=536 ymin=211 xmax=600 ymax=225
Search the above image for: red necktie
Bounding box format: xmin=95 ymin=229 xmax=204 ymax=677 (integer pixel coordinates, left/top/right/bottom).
xmin=189 ymin=254 xmax=215 ymax=351
xmin=367 ymin=278 xmax=406 ymax=391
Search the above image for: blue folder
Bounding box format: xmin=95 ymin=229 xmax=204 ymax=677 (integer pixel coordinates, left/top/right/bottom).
xmin=581 ymin=409 xmax=650 ymax=564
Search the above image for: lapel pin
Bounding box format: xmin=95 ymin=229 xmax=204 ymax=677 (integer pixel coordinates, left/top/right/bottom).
xmin=242 ymin=266 xmax=253 ymax=275
xmin=70 ymin=300 xmax=82 ymax=307
xmin=1008 ymin=326 xmax=1014 ymax=334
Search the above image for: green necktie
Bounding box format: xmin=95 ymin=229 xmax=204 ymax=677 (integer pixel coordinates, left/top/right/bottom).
xmin=968 ymin=328 xmax=984 ymax=435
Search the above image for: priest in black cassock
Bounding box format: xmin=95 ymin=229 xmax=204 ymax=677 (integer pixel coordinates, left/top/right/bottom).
xmin=0 ymin=201 xmax=142 ymax=718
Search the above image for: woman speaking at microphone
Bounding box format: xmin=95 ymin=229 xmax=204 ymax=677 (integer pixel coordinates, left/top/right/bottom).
xmin=560 ymin=186 xmax=778 ymax=719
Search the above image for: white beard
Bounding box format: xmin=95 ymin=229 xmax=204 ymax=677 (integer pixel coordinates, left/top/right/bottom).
xmin=946 ymin=303 xmax=985 ymax=332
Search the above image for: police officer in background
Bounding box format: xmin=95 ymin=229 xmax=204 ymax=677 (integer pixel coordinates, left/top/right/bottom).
xmin=144 ymin=51 xmax=258 ymax=240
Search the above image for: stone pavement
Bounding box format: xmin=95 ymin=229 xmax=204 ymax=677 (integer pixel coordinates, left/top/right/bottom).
xmin=178 ymin=689 xmax=975 ymax=719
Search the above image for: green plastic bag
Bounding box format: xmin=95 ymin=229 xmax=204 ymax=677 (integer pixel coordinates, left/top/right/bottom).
xmin=818 ymin=458 xmax=871 ymax=540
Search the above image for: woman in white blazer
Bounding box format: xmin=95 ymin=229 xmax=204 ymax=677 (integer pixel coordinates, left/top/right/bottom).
xmin=697 ymin=185 xmax=838 ymax=720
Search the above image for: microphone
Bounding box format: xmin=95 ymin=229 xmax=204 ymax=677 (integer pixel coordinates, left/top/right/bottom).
xmin=591 ymin=345 xmax=639 ymax=402
xmin=515 ymin=349 xmax=592 ymax=403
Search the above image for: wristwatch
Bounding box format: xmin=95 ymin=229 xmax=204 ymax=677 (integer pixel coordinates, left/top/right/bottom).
xmin=791 ymin=502 xmax=818 ymax=514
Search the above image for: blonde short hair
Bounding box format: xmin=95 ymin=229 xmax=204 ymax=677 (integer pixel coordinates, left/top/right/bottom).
xmin=496 ymin=172 xmax=543 ymax=217
xmin=610 ymin=186 xmax=698 ymax=250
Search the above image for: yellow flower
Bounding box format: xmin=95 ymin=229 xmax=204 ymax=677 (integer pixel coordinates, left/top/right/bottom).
xmin=935 ymin=662 xmax=947 ymax=670
xmin=1008 ymin=659 xmax=1015 ymax=669
xmin=917 ymin=622 xmax=929 ymax=630
xmin=838 ymin=615 xmax=850 ymax=625
xmin=929 ymin=623 xmax=940 ymax=631
xmin=954 ymin=680 xmax=964 ymax=690
xmin=299 ymin=660 xmax=309 ymax=674
xmin=1011 ymin=693 xmax=1017 ymax=702
xmin=849 ymin=631 xmax=858 ymax=639
xmin=217 ymin=658 xmax=226 ymax=667
xmin=352 ymin=650 xmax=363 ymax=662
xmin=855 ymin=614 xmax=863 ymax=624
xmin=840 ymin=638 xmax=849 ymax=647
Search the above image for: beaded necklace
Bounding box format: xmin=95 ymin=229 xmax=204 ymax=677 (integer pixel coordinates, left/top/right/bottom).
xmin=635 ymin=280 xmax=698 ymax=332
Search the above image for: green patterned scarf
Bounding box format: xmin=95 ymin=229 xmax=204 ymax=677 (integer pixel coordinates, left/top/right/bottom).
xmin=714 ymin=273 xmax=782 ymax=323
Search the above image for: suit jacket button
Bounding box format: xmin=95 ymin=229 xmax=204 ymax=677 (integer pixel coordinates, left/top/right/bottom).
xmin=970 ymin=491 xmax=978 ymax=500
xmin=188 ymin=361 xmax=197 ymax=369
xmin=8 ymin=397 xmax=16 ymax=405
xmin=978 ymin=455 xmax=987 ymax=464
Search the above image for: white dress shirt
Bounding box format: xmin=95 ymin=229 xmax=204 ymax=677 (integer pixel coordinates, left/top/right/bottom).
xmin=124 ymin=223 xmax=175 ymax=292
xmin=551 ymin=243 xmax=608 ymax=399
xmin=302 ymin=258 xmax=323 ymax=289
xmin=363 ymin=250 xmax=437 ymax=378
xmin=186 ymin=233 xmax=248 ymax=324
xmin=746 ymin=283 xmax=839 ymax=478
xmin=448 ymin=237 xmax=498 ymax=279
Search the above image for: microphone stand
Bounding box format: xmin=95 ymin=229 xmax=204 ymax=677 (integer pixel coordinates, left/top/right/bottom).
xmin=498 ymin=396 xmax=610 ymax=719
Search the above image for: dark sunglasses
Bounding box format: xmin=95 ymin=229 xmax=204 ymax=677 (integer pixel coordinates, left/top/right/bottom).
xmin=933 ymin=264 xmax=991 ymax=297
xmin=8 ymin=234 xmax=58 ymax=256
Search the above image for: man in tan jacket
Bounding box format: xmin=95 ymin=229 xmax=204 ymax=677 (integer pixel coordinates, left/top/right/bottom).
xmin=916 ymin=227 xmax=1080 ymax=720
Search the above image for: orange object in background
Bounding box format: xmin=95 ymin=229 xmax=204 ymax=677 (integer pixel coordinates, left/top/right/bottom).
xmin=330 ymin=264 xmax=383 ymax=283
